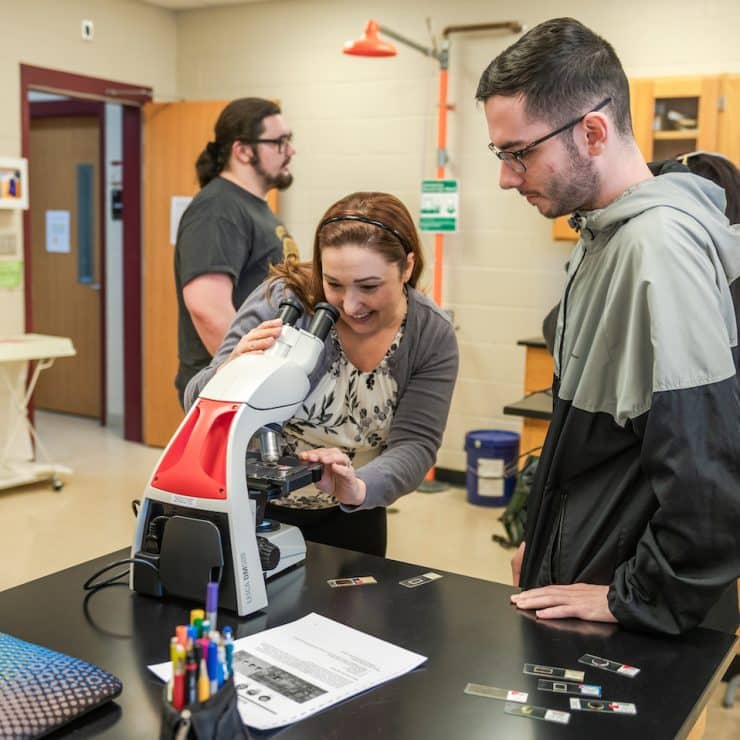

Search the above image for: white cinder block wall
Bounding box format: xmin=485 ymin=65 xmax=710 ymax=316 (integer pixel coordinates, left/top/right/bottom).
xmin=176 ymin=0 xmax=740 ymax=472
xmin=0 ymin=1 xmax=738 ymax=472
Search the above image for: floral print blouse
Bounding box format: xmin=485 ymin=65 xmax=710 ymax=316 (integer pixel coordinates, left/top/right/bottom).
xmin=271 ymin=323 xmax=404 ymax=510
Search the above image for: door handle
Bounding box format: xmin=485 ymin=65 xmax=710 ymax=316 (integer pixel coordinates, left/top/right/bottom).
xmin=88 ymin=282 xmax=102 ymax=291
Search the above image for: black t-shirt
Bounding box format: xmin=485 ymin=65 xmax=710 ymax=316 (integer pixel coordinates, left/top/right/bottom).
xmin=174 ymin=176 xmax=296 ymax=399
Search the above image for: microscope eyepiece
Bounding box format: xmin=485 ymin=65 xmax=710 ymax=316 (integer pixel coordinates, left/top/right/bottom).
xmin=308 ymin=302 xmax=340 ymax=341
xmin=278 ymin=299 xmax=303 ymax=326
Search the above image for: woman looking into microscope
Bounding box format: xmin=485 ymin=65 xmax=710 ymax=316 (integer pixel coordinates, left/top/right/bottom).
xmin=185 ymin=192 xmax=459 ymax=557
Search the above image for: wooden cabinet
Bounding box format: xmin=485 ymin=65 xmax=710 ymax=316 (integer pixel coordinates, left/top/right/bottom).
xmin=502 ymin=339 xmax=554 ymax=462
xmin=519 ymin=341 xmax=553 ymax=456
xmin=717 ymin=74 xmax=740 ymax=164
xmin=553 ymin=74 xmax=740 ymax=241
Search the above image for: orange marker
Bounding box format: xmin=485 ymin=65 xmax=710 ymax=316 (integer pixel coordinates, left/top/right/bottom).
xmin=176 ymin=625 xmax=189 ymax=648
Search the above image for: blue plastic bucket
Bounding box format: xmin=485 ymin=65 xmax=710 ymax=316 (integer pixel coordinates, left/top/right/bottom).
xmin=464 ymin=430 xmax=520 ymax=506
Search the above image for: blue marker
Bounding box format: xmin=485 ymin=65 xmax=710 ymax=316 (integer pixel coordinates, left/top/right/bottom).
xmin=223 ymin=626 xmax=234 ymax=680
xmin=207 ymin=640 xmax=219 ymax=695
xmin=217 ymin=640 xmax=226 ymax=688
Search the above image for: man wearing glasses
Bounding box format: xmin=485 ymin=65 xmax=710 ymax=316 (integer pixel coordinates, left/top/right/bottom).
xmin=477 ymin=18 xmax=740 ymax=634
xmin=174 ymin=97 xmax=298 ymax=406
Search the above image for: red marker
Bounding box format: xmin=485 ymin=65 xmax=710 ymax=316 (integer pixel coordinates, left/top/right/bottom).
xmin=172 ymin=645 xmax=186 ymax=710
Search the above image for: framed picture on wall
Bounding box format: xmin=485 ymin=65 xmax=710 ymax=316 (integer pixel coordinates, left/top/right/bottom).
xmin=0 ymin=157 xmax=28 ymax=210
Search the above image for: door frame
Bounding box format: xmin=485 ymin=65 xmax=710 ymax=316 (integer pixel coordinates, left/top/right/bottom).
xmin=20 ymin=64 xmax=152 ymax=442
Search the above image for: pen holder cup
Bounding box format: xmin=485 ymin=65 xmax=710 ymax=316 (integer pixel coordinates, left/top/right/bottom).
xmin=160 ymin=677 xmax=250 ymax=740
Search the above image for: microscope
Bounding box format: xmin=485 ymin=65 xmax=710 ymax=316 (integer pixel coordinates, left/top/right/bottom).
xmin=130 ymin=300 xmax=339 ymax=617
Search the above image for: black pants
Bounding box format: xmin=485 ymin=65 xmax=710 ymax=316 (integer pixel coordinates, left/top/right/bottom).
xmin=264 ymin=504 xmax=387 ymax=557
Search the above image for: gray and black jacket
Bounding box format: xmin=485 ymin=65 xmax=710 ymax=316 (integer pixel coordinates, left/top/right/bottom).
xmin=185 ymin=281 xmax=459 ymax=511
xmin=520 ymin=173 xmax=740 ymax=635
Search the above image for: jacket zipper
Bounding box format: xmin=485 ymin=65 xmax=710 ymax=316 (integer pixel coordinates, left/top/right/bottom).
xmin=552 ymin=490 xmax=568 ymax=583
xmin=557 ymin=247 xmax=587 ymax=379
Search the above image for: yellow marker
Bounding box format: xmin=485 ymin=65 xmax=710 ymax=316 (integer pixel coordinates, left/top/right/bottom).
xmin=190 ymin=608 xmax=205 ymax=626
xmin=198 ymin=657 xmax=210 ymax=702
xmin=169 ymin=636 xmax=179 ymax=664
xmin=167 ymin=637 xmax=180 ymax=705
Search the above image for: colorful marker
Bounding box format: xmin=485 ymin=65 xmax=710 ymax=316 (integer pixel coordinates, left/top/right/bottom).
xmin=223 ymin=626 xmax=234 ymax=680
xmin=198 ymin=657 xmax=210 ymax=702
xmin=217 ymin=639 xmax=226 ymax=688
xmin=176 ymin=624 xmax=188 ymax=648
xmin=185 ymin=648 xmax=197 ymax=706
xmin=206 ymin=582 xmax=219 ymax=631
xmin=193 ymin=617 xmax=203 ymax=638
xmin=172 ymin=644 xmax=186 ymax=710
xmin=207 ymin=640 xmax=219 ymax=695
xmin=167 ymin=636 xmax=179 ymax=703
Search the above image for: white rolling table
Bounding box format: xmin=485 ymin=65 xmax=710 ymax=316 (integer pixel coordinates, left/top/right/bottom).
xmin=0 ymin=334 xmax=76 ymax=491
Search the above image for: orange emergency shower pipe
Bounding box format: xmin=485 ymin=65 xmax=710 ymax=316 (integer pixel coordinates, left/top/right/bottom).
xmin=432 ymin=22 xmax=521 ymax=304
xmin=345 ymin=19 xmax=522 ymax=489
xmin=345 ymin=19 xmax=521 ymax=305
xmin=433 ymin=66 xmax=448 ymax=304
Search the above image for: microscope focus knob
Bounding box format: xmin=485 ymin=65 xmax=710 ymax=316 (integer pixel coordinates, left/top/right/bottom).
xmin=257 ymin=536 xmax=281 ymax=571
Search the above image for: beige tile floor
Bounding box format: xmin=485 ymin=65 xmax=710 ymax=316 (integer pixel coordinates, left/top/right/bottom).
xmin=1 ymin=411 xmax=738 ymax=737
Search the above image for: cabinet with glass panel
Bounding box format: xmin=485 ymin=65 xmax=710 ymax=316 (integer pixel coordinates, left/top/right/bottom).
xmin=552 ymin=74 xmax=740 ymax=241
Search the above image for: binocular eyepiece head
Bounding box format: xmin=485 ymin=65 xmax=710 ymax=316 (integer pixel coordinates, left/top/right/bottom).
xmin=277 ymin=299 xmax=339 ymax=342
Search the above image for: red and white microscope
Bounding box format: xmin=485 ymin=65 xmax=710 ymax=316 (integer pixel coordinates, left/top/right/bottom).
xmin=130 ymin=300 xmax=339 ymax=616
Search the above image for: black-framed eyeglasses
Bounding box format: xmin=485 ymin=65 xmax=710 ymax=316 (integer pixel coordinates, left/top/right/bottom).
xmin=247 ymin=133 xmax=293 ymax=154
xmin=488 ymin=98 xmax=611 ymax=174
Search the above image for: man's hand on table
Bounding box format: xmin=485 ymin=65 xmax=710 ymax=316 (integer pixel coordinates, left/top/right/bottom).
xmin=511 ymin=583 xmax=617 ymax=623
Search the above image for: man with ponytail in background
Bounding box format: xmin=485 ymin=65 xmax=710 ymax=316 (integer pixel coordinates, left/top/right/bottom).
xmin=174 ymin=98 xmax=298 ymax=406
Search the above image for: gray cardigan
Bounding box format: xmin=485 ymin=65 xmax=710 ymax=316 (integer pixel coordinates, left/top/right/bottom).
xmin=184 ymin=280 xmax=459 ymax=510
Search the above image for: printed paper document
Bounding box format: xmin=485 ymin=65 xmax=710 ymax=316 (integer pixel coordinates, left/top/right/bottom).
xmin=149 ymin=612 xmax=427 ymax=730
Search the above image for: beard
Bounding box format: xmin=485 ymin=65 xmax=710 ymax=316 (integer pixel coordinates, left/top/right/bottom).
xmin=253 ymin=152 xmax=294 ymax=191
xmin=537 ymin=145 xmax=600 ymax=218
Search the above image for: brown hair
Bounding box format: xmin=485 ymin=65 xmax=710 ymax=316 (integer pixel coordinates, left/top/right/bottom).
xmin=476 ymin=18 xmax=633 ymax=139
xmin=195 ymin=98 xmax=281 ymax=187
xmin=678 ymin=152 xmax=740 ymax=224
xmin=269 ymin=192 xmax=424 ymax=309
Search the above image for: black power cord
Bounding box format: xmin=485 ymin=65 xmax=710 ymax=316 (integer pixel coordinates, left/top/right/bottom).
xmin=83 ymin=504 xmax=171 ymax=594
xmin=83 ymin=558 xmax=160 ymax=593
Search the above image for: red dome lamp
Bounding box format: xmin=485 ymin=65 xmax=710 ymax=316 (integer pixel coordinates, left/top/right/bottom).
xmin=343 ymin=20 xmax=397 ymax=57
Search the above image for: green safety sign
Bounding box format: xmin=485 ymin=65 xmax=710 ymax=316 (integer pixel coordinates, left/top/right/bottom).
xmin=419 ymin=179 xmax=459 ymax=233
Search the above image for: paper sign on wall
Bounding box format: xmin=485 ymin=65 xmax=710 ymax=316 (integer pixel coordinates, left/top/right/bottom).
xmin=0 ymin=260 xmax=23 ymax=289
xmin=45 ymin=210 xmax=71 ymax=253
xmin=419 ymin=180 xmax=459 ymax=233
xmin=170 ymin=196 xmax=193 ymax=245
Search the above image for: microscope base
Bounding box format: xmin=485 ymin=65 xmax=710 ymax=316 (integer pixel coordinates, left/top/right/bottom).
xmin=264 ymin=523 xmax=307 ymax=578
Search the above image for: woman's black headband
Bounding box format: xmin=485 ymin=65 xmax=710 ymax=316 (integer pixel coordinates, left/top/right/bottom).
xmin=318 ymin=215 xmax=412 ymax=254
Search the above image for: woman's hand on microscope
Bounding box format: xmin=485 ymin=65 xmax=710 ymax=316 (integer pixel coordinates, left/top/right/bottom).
xmin=221 ymin=319 xmax=283 ymax=368
xmin=298 ymin=448 xmax=367 ymax=507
